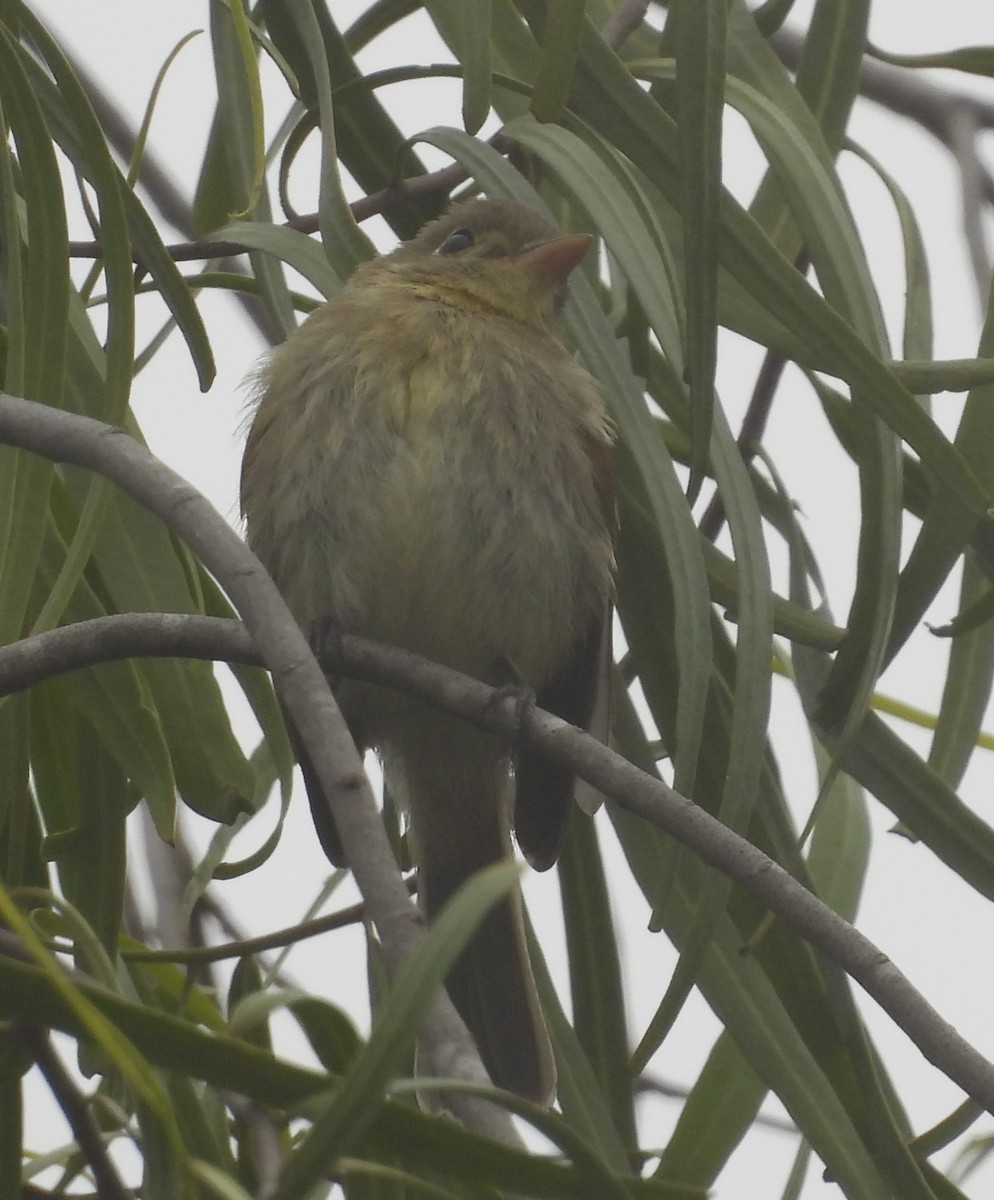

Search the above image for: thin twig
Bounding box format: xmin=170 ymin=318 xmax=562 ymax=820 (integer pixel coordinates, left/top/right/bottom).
xmin=601 ymin=0 xmax=650 ymax=50
xmin=698 ymin=347 xmax=790 ymax=542
xmin=120 ymin=878 xmax=416 ymax=968
xmin=16 ymin=1024 xmax=134 ymax=1200
xmin=61 ymin=45 xmax=281 ymax=344
xmin=67 ymin=162 xmax=470 ymax=267
xmin=62 ymin=48 xmax=196 ymax=239
xmin=22 ymin=1187 xmax=98 ymax=1199
xmin=946 ymin=103 xmax=992 ymax=306
xmin=637 ymin=1074 xmax=797 ymax=1133
xmin=772 ymin=25 xmax=994 ymax=148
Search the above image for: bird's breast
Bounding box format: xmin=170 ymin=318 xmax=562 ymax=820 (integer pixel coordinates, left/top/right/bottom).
xmin=246 ymin=297 xmax=613 ymax=687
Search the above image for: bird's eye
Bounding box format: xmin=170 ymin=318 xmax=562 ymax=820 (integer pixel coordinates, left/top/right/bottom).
xmin=437 ymin=228 xmax=475 ymax=255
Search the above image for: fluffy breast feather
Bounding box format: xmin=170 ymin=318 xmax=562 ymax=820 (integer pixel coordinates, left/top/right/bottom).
xmin=242 ymin=283 xmax=613 ymax=685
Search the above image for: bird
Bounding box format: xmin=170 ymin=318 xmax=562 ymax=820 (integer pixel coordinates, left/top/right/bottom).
xmin=240 ymin=197 xmax=616 ymax=1104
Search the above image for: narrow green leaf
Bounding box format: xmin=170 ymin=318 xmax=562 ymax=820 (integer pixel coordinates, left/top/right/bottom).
xmin=640 ymin=390 xmax=773 ymax=1057
xmin=845 ymin=142 xmax=933 ymax=367
xmin=284 ymin=1 xmax=374 ymax=277
xmin=889 ymin=358 xmax=994 ymax=393
xmin=499 ymin=113 xmax=685 ymax=365
xmin=824 ymin=705 xmax=994 ymax=904
xmin=805 ymin=749 xmax=871 ymax=922
xmin=208 ymin=769 xmax=289 ymax=881
xmin=928 ymin=559 xmax=994 ymax=788
xmin=912 ymin=1101 xmax=986 ymax=1160
xmin=44 ymin=480 xmax=251 ymax=830
xmin=811 ymin=398 xmax=901 ymax=736
xmin=455 ymin=0 xmax=493 ymax=133
xmin=0 ymin=696 xmax=34 ymax=889
xmin=188 ymin=1160 xmax=255 ymax=1200
xmin=752 ymin=0 xmax=799 ymax=35
xmin=0 ymin=27 xmax=67 ymax=643
xmin=0 ymin=29 xmax=70 ymax=404
xmin=124 ymin=31 xmax=203 ymax=188
xmin=734 ymin=0 xmax=866 ymax=253
xmin=286 ymin=996 xmax=363 ymax=1076
xmin=271 ymin=863 xmax=519 ymax=1200
xmin=228 ymin=988 xmax=360 ymax=1075
xmin=780 ymin=1142 xmax=813 ymax=1200
xmin=182 ymin=812 xmax=252 ymax=925
xmin=196 ymin=1 xmax=261 ymax=224
xmin=224 ymin=948 xmax=272 ymax=1041
xmin=777 ymin=400 xmax=869 ymax=892
xmin=655 ymin=1032 xmax=768 ymax=1188
xmin=706 ymin=552 xmax=843 ymax=649
xmin=930 ymin=580 xmax=994 ymax=639
xmin=790 ymin=0 xmax=868 ymax=154
xmin=199 ymin=1 xmax=301 ymax=340
xmin=0 ymin=1048 xmax=22 ymax=1200
xmin=557 ymin=811 xmax=636 ymax=1148
xmin=868 ymin=41 xmax=994 ymax=77
xmin=38 ymin=481 xmax=177 ymax=839
xmin=530 ymin=0 xmax=584 ymax=122
xmin=48 ymin=660 xmax=174 ymax=841
xmin=345 ymin=0 xmax=423 ymax=51
xmin=395 ymin=1072 xmax=689 ymax=1200
xmin=889 ymin=265 xmax=994 ymax=657
xmin=21 ymin=22 xmax=135 ymax=422
xmin=785 ymin=522 xmax=980 ymax=1199
xmin=194 ymin=108 xmax=250 ymax=236
xmin=531 ymin=942 xmax=633 ymax=1178
xmin=414 ymin=1083 xmax=673 ymax=1200
xmin=169 ymin=1072 xmax=238 ymax=1173
xmin=225 ymin=0 xmax=267 ymax=211
xmin=673 ymin=0 xmax=725 ymax=499
xmin=0 ymin=948 xmax=332 ymax=1107
xmin=213 ymin=220 xmax=343 ymax=298
xmin=34 ymin=698 xmax=131 ymax=957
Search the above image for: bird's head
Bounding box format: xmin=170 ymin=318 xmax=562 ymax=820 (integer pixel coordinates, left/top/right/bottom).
xmin=367 ymin=198 xmax=593 ymax=327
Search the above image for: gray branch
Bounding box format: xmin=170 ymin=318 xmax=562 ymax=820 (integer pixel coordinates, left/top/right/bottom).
xmin=1 ymin=598 xmax=993 ymax=1116
xmin=0 ymin=391 xmax=518 ymax=1149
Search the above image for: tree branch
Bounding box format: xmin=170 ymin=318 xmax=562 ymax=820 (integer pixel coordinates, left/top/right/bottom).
xmin=1 ymin=601 xmax=993 ymax=1116
xmin=770 ymin=24 xmax=994 ymax=145
xmin=16 ymin=1024 xmax=134 ymax=1200
xmin=67 ymin=162 xmax=470 ymax=267
xmin=946 ymin=102 xmax=992 ymax=305
xmin=0 ymin=391 xmax=518 ymax=1148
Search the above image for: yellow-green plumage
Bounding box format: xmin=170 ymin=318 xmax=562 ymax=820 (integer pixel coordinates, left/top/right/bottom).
xmin=241 ymin=198 xmax=616 ymax=1103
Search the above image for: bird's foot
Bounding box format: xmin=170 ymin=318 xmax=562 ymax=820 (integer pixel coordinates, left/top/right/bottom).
xmin=488 ymin=657 xmax=536 ymax=749
xmin=308 ymin=616 xmax=347 ymax=680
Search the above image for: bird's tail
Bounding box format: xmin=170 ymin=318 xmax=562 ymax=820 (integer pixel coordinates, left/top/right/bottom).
xmin=389 ymin=718 xmax=556 ymax=1105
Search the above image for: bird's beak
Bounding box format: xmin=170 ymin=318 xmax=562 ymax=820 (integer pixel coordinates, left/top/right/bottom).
xmin=514 ymin=233 xmax=594 ymax=289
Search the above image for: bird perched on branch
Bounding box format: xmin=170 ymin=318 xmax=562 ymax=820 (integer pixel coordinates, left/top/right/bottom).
xmin=241 ymin=197 xmax=616 ymax=1104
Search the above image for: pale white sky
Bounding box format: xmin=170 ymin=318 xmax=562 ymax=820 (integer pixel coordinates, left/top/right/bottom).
xmin=22 ymin=3 xmax=994 ymax=1196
